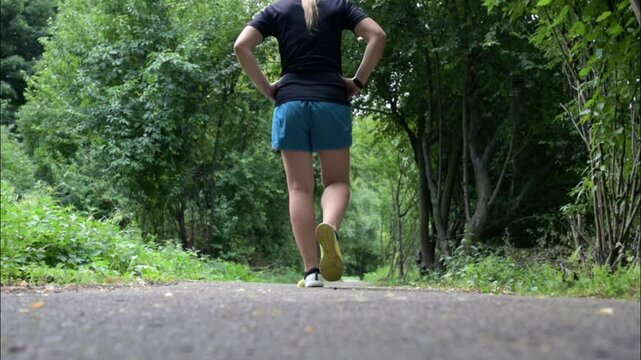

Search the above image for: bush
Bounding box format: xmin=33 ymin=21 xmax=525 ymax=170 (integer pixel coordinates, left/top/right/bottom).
xmin=0 ymin=181 xmax=259 ymax=285
xmin=363 ymin=246 xmax=640 ymax=300
xmin=363 ymin=265 xmax=392 ymax=283
xmin=0 ymin=126 xmax=37 ymax=193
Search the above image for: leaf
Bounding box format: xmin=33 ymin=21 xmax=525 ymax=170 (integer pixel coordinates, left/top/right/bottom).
xmin=536 ymin=0 xmax=553 ymax=7
xmin=579 ymin=66 xmax=591 ymax=78
xmin=598 ymin=307 xmax=614 ymax=315
xmin=483 ymin=0 xmax=499 ymax=12
xmin=30 ymin=300 xmax=45 ymax=309
xmin=553 ymin=6 xmax=570 ymax=26
xmin=607 ymin=22 xmax=624 ymax=36
xmin=570 ymin=21 xmax=586 ymax=37
xmin=596 ymin=11 xmax=611 ymax=22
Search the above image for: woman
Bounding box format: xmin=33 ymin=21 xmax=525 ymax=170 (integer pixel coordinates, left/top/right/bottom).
xmin=234 ymin=0 xmax=386 ymax=287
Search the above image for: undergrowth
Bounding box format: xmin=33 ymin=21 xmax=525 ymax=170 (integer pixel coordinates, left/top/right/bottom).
xmin=0 ymin=181 xmax=297 ymax=285
xmin=364 ymin=246 xmax=640 ymax=301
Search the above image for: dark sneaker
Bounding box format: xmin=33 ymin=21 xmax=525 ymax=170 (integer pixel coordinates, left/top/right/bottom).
xmin=298 ymin=267 xmax=324 ymax=287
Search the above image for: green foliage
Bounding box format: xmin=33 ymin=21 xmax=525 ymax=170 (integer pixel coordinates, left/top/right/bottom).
xmin=356 ymin=0 xmax=578 ymax=258
xmin=253 ymin=266 xmax=301 ymax=284
xmin=0 ymin=181 xmax=261 ymax=284
xmin=362 ymin=265 xmax=392 ymax=283
xmin=0 ymin=125 xmax=37 ymax=193
xmin=487 ymin=0 xmax=641 ymax=267
xmin=4 ymin=0 xmax=637 ymax=292
xmin=568 ymin=265 xmax=640 ymax=299
xmin=340 ymin=176 xmax=385 ymax=276
xmin=16 ymin=0 xmax=293 ymax=265
xmin=0 ymin=0 xmax=57 ymax=126
xmin=443 ymin=255 xmax=562 ymax=294
xmin=365 ymin=246 xmax=640 ymax=300
xmin=212 ymin=148 xmax=298 ymax=266
xmin=347 ymin=117 xmax=418 ymax=277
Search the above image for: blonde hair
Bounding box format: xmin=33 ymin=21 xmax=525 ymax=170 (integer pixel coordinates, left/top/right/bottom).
xmin=302 ymin=0 xmax=319 ymax=31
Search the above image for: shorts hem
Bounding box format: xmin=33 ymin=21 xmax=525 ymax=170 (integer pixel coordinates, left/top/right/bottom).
xmin=312 ymin=144 xmax=352 ymax=152
xmin=272 ymin=145 xmax=313 ymax=153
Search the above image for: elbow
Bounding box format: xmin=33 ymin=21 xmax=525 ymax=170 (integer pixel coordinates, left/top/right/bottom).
xmin=233 ymin=40 xmax=243 ymax=55
xmin=233 ymin=39 xmax=249 ymax=55
xmin=365 ymin=28 xmax=387 ymax=45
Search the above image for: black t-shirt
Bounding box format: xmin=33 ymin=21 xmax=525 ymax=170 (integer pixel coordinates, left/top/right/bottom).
xmin=249 ymin=0 xmax=368 ymax=106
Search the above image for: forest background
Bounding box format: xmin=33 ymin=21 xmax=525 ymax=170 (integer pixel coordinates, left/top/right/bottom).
xmin=1 ymin=0 xmax=639 ymax=299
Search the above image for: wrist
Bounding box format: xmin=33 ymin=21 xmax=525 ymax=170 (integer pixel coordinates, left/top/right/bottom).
xmin=352 ymin=77 xmax=365 ymax=89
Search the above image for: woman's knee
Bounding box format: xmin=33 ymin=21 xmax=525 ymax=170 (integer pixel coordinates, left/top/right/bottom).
xmin=288 ymin=181 xmax=315 ymax=195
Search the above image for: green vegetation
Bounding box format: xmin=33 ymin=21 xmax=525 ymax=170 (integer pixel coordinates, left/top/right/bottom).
xmin=1 ymin=0 xmax=57 ymax=126
xmin=1 ymin=0 xmax=639 ymax=300
xmin=1 ymin=180 xmax=299 ymax=285
xmin=1 ymin=127 xmax=297 ymax=285
xmin=365 ymin=250 xmax=640 ymax=300
xmin=1 ymin=126 xmax=37 ymax=192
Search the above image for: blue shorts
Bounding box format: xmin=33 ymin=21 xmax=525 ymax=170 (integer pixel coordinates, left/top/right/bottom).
xmin=272 ymin=100 xmax=352 ymax=152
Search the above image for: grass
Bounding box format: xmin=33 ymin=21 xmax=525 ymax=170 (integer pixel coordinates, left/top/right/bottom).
xmin=0 ymin=180 xmax=299 ymax=286
xmin=363 ymin=253 xmax=640 ymax=301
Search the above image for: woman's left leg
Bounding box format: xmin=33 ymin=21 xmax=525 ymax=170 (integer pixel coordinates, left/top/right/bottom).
xmin=280 ymin=150 xmax=318 ymax=271
xmin=318 ymin=148 xmax=351 ymax=230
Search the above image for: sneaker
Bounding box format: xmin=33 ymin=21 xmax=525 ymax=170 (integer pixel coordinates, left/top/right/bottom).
xmin=298 ymin=267 xmax=323 ymax=287
xmin=316 ymin=223 xmax=343 ymax=281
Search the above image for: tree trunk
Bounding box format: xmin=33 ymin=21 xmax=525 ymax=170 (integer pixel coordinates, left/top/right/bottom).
xmin=176 ymin=200 xmax=189 ymax=250
xmin=631 ymin=0 xmax=641 ymax=25
xmin=422 ymin=44 xmax=458 ymax=255
xmin=464 ymin=75 xmax=521 ymax=244
xmin=391 ymin=109 xmax=435 ymax=270
xmin=464 ymin=88 xmax=492 ymax=243
xmin=398 ymin=216 xmax=404 ymax=278
xmin=416 ymin=142 xmax=435 ymax=269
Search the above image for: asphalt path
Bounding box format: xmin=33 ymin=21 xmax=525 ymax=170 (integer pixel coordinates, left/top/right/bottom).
xmin=1 ymin=281 xmax=639 ymax=360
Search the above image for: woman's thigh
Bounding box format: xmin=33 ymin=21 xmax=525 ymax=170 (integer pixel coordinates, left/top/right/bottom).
xmin=280 ymin=150 xmax=314 ymax=192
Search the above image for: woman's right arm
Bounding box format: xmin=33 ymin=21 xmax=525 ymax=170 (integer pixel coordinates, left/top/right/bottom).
xmin=234 ymin=27 xmax=278 ymax=102
xmin=347 ymin=18 xmax=387 ymax=96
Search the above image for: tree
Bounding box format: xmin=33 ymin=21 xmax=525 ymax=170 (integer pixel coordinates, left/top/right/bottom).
xmin=487 ymin=0 xmax=641 ymax=268
xmin=0 ymin=0 xmax=56 ymax=127
xmin=17 ymin=0 xmax=297 ymax=266
xmin=351 ymin=117 xmax=418 ymax=278
xmin=354 ymin=0 xmax=574 ymax=270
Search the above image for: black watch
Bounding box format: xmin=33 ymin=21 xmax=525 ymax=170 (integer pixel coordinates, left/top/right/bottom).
xmin=352 ymin=77 xmax=365 ymax=89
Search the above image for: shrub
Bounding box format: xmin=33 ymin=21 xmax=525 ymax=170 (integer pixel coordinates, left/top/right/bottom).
xmin=0 ymin=126 xmax=37 ymax=193
xmin=0 ymin=181 xmax=258 ymax=284
xmin=363 ymin=246 xmax=640 ymax=300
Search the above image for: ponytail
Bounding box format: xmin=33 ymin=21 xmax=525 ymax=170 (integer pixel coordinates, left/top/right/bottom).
xmin=302 ymin=0 xmax=319 ymax=31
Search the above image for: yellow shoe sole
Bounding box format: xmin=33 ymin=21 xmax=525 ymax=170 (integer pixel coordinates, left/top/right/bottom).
xmin=316 ymin=223 xmax=343 ymax=281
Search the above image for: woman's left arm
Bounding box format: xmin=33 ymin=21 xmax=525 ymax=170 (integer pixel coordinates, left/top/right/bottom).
xmin=234 ymin=26 xmax=278 ymax=102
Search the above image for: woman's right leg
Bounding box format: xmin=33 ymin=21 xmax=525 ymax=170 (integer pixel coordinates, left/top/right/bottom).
xmin=280 ymin=150 xmax=318 ymax=272
xmin=314 ymin=148 xmax=350 ymax=281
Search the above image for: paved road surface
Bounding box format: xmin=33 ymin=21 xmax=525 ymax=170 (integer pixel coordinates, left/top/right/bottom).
xmin=1 ymin=281 xmax=639 ymax=360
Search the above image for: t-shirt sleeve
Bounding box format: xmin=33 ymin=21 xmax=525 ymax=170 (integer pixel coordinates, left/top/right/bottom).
xmin=249 ymin=5 xmax=277 ymax=38
xmin=343 ymin=0 xmax=369 ymax=31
